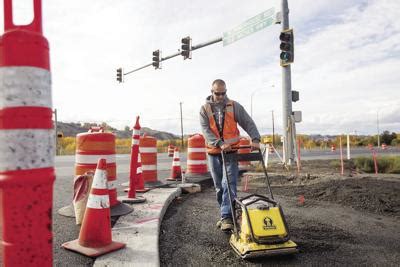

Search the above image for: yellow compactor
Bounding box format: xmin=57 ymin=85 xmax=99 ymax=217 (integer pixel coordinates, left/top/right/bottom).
xmin=221 ymin=147 xmax=298 ymax=259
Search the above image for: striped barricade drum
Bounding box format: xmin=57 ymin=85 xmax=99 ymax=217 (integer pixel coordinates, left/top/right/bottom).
xmin=139 ymin=134 xmax=158 ymax=183
xmin=187 ymin=134 xmax=208 ymax=174
xmin=238 ymin=137 xmax=251 ymax=170
xmin=167 ymin=144 xmax=175 ymax=157
xmin=75 ymin=127 xmax=119 ymax=207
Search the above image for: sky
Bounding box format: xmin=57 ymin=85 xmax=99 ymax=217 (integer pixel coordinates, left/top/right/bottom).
xmin=2 ymin=0 xmax=400 ymax=136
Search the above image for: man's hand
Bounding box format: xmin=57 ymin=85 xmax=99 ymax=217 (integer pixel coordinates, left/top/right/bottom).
xmin=251 ymin=142 xmax=260 ymax=151
xmin=220 ymin=143 xmax=232 ymax=151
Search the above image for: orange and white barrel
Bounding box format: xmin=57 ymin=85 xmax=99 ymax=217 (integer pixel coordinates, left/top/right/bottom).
xmin=139 ymin=134 xmax=158 ymax=183
xmin=75 ymin=127 xmax=119 ymax=207
xmin=167 ymin=144 xmax=175 ymax=157
xmin=187 ymin=134 xmax=208 ymax=174
xmin=238 ymin=137 xmax=251 ymax=170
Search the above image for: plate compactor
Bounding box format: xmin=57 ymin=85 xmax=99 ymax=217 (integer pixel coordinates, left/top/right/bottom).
xmin=221 ymin=147 xmax=298 ymax=259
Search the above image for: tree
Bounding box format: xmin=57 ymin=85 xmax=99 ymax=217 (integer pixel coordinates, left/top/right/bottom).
xmin=381 ymin=131 xmax=396 ymax=145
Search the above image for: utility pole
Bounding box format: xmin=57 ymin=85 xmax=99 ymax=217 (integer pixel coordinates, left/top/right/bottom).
xmin=377 ymin=111 xmax=380 ymax=147
xmin=180 ymin=102 xmax=184 ymax=149
xmin=281 ymin=0 xmax=294 ymax=165
xmin=271 ymin=110 xmax=275 ymax=147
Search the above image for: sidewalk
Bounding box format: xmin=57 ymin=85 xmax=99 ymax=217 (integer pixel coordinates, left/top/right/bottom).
xmin=94 ymin=187 xmax=181 ymax=266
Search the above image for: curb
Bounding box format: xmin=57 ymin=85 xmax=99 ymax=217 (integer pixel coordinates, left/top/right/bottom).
xmin=94 ymin=187 xmax=181 ymax=267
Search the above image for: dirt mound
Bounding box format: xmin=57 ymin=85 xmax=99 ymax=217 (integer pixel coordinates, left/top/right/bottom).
xmin=272 ymin=177 xmax=400 ymax=217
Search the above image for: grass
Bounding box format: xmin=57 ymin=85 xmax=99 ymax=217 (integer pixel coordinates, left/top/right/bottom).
xmin=354 ymin=156 xmax=400 ymax=174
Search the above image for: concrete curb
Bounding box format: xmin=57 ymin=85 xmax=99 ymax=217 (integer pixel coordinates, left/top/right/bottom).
xmin=94 ymin=187 xmax=181 ymax=267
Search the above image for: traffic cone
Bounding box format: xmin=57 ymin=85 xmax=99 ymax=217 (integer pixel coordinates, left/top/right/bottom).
xmin=120 ymin=116 xmax=146 ymax=203
xmin=167 ymin=147 xmax=182 ymax=181
xmin=62 ymin=158 xmax=126 ymax=257
xmin=136 ymin=153 xmax=151 ymax=193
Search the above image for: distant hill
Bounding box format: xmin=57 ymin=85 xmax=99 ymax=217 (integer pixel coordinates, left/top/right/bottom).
xmin=57 ymin=122 xmax=179 ymax=140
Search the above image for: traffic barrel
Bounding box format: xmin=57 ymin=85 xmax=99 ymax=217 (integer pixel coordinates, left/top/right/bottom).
xmin=0 ymin=1 xmax=55 ymax=265
xmin=186 ymin=134 xmax=208 ymax=175
xmin=238 ymin=137 xmax=251 ymax=171
xmin=140 ymin=134 xmax=163 ymax=187
xmin=62 ymin=159 xmax=126 ymax=257
xmin=167 ymin=147 xmax=182 ymax=181
xmin=120 ymin=116 xmax=145 ymax=204
xmin=167 ymin=144 xmax=175 ymax=157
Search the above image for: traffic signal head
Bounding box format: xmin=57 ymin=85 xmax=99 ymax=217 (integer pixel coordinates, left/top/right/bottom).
xmin=152 ymin=50 xmax=162 ymax=69
xmin=116 ymin=68 xmax=123 ymax=83
xmin=181 ymin=36 xmax=192 ymax=60
xmin=279 ymin=29 xmax=294 ymax=66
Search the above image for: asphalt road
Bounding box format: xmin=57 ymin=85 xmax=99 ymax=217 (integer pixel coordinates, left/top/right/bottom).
xmin=52 ymin=147 xmax=399 ymax=266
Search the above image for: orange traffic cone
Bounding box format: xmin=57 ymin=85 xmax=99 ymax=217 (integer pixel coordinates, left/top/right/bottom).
xmin=62 ymin=158 xmax=126 ymax=257
xmin=167 ymin=144 xmax=175 ymax=157
xmin=167 ymin=147 xmax=182 ymax=181
xmin=136 ymin=153 xmax=151 ymax=193
xmin=120 ymin=117 xmax=146 ymax=203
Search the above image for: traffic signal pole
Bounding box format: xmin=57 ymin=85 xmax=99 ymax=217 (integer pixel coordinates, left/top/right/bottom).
xmin=281 ymin=0 xmax=294 ymax=166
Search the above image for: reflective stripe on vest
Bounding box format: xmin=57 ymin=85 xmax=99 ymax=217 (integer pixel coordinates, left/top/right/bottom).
xmin=203 ymin=100 xmax=240 ymax=154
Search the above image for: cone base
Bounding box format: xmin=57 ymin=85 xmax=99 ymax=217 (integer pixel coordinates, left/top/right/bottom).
xmin=166 ymin=177 xmax=182 ymax=181
xmin=136 ymin=187 xmax=151 ymax=193
xmin=110 ymin=202 xmax=134 ymax=216
xmin=118 ymin=195 xmax=146 ymax=204
xmin=62 ymin=239 xmax=125 ymax=258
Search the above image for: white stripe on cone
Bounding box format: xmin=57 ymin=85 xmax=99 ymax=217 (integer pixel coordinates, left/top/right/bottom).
xmin=0 ymin=67 xmax=52 ymax=109
xmin=0 ymin=129 xmax=55 ymax=172
xmin=141 ymin=165 xmax=157 ymax=171
xmin=172 ymin=161 xmax=181 ymax=166
xmin=173 ymin=151 xmax=180 ymax=158
xmin=187 ymin=147 xmax=206 ymax=153
xmin=139 ymin=147 xmax=157 ymax=153
xmin=91 ymin=169 xmax=108 ymax=189
xmin=133 ymin=129 xmax=140 ymax=135
xmin=132 ymin=139 xmax=139 ymax=145
xmin=86 ymin=194 xmax=110 ymax=209
xmin=75 ymin=154 xmax=116 ymax=164
xmin=187 ymin=160 xmax=207 ymax=165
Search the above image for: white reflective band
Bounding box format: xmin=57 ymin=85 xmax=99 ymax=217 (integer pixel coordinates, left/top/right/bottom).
xmin=173 ymin=152 xmax=180 ymax=158
xmin=92 ymin=169 xmax=107 ymax=189
xmin=141 ymin=164 xmax=157 ymax=171
xmin=172 ymin=161 xmax=181 ymax=166
xmin=188 ymin=147 xmax=206 ymax=153
xmin=132 ymin=139 xmax=139 ymax=145
xmin=0 ymin=67 xmax=52 ymax=109
xmin=139 ymin=147 xmax=157 ymax=153
xmin=137 ymin=166 xmax=142 ymax=173
xmin=133 ymin=129 xmax=140 ymax=135
xmin=107 ymin=181 xmax=117 ymax=189
xmin=0 ymin=129 xmax=55 ymax=172
xmin=75 ymin=154 xmax=116 ymax=164
xmin=87 ymin=194 xmax=110 ymax=209
xmin=187 ymin=160 xmax=207 ymax=165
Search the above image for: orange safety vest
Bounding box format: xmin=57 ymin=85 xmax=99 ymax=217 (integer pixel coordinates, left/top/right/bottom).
xmin=203 ymin=100 xmax=240 ymax=154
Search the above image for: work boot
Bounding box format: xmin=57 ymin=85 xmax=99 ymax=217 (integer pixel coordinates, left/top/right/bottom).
xmin=220 ymin=217 xmax=233 ymax=232
xmin=216 ymin=219 xmax=222 ymax=228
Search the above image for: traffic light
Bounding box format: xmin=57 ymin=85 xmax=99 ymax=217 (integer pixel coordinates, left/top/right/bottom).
xmin=292 ymin=90 xmax=299 ymax=102
xmin=152 ymin=50 xmax=162 ymax=69
xmin=116 ymin=68 xmax=123 ymax=83
xmin=181 ymin=36 xmax=192 ymax=60
xmin=279 ymin=28 xmax=294 ymax=66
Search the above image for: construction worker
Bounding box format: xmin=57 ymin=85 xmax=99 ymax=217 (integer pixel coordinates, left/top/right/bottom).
xmin=200 ymin=79 xmax=261 ymax=231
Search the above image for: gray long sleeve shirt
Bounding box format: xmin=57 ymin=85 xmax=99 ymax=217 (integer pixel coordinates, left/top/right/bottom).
xmin=200 ymin=95 xmax=261 ymax=148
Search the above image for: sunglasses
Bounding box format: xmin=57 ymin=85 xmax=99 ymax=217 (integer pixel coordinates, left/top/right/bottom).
xmin=213 ymin=91 xmax=226 ymax=96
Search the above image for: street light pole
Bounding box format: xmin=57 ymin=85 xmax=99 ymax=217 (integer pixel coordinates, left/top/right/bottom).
xmin=271 ymin=110 xmax=275 ymax=147
xmin=281 ymin=0 xmax=294 ymax=166
xmin=377 ymin=111 xmax=380 ymax=147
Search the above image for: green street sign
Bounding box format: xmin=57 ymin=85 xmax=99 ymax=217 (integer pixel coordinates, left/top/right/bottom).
xmin=223 ymin=7 xmax=278 ymax=46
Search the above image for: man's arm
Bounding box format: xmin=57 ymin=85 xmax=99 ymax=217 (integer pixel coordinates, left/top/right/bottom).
xmin=233 ymin=101 xmax=261 ymax=146
xmin=199 ymin=106 xmax=223 ymax=148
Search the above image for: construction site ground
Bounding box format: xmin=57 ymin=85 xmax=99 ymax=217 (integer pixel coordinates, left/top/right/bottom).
xmin=159 ymin=159 xmax=400 ymax=266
